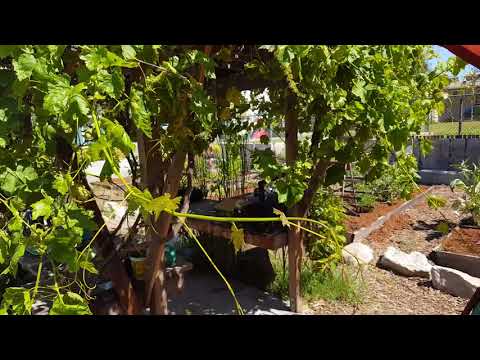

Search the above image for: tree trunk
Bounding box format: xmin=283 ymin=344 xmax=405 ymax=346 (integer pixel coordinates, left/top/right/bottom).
xmin=81 ymin=183 xmax=143 ymax=314
xmin=55 ymin=136 xmax=142 ymax=314
xmin=144 ymin=150 xmax=187 ymax=314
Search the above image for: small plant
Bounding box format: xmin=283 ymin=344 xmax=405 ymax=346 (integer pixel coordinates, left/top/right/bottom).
xmin=356 ymin=192 xmax=377 ymax=212
xmin=450 ymin=162 xmax=480 ymax=226
xmin=269 ymin=254 xmax=363 ymax=306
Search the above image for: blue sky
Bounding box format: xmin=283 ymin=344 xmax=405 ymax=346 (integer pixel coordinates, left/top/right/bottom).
xmin=429 ymin=45 xmax=477 ymax=79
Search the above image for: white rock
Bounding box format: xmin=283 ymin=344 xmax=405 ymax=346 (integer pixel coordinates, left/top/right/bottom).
xmin=342 ymin=243 xmax=374 ymax=265
xmin=379 ymin=246 xmax=432 ymax=278
xmin=248 ymin=309 xmax=298 ymax=315
xmin=431 ymin=266 xmax=480 ymax=299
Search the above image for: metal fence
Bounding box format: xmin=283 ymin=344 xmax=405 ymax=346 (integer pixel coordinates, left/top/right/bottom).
xmin=424 ymin=119 xmax=480 ymax=136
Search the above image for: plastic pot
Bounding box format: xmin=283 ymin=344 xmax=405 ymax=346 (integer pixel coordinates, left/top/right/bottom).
xmin=129 ymin=256 xmax=146 ymax=280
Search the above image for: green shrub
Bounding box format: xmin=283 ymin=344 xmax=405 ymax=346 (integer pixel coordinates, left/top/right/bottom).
xmin=305 ymin=187 xmax=347 ymax=261
xmin=356 ymin=192 xmax=377 ymax=211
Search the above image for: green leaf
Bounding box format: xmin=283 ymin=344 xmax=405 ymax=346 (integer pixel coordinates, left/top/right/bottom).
xmin=1 ymin=243 xmax=26 ymax=277
xmin=0 ymin=45 xmax=19 ymax=59
xmin=49 ymin=292 xmax=92 ymax=315
xmin=79 ymin=260 xmax=98 ymax=274
xmin=121 ymin=45 xmax=137 ymax=60
xmin=93 ymin=69 xmax=124 ymax=99
xmin=7 ymin=216 xmax=23 ymax=233
xmin=80 ymin=46 xmax=136 ymax=71
xmin=31 ymin=195 xmax=54 ymax=220
xmin=13 ymin=53 xmax=36 ymax=81
xmin=0 ymin=230 xmax=9 ymax=264
xmin=426 ymin=195 xmax=447 ymax=210
xmin=43 ymin=83 xmax=71 ymax=115
xmin=0 ymin=172 xmax=18 ymax=194
xmin=450 ymin=178 xmax=466 ymax=190
xmin=147 ymin=194 xmax=181 ymax=220
xmin=22 ymin=166 xmax=37 ymax=182
xmin=101 ymin=118 xmax=134 ymax=155
xmin=53 ymin=173 xmax=72 ymax=195
xmin=130 ymin=87 xmax=152 ymax=138
xmin=99 ymin=161 xmax=113 ymax=181
xmin=0 ymin=287 xmax=32 ymax=315
xmin=273 ymin=208 xmax=290 ymax=228
xmin=71 ymin=183 xmax=91 ymax=201
xmin=435 ymin=221 xmax=449 ymax=234
xmin=231 ymin=223 xmax=244 ymax=253
xmin=352 ymin=79 xmax=367 ymax=103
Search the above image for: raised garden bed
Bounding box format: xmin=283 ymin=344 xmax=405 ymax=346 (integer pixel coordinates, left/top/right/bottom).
xmin=430 ymin=226 xmax=480 ymax=278
xmin=344 ymin=186 xmax=433 ymax=243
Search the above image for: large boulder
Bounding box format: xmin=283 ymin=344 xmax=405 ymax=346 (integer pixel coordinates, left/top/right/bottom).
xmin=379 ymin=246 xmax=432 ymax=278
xmin=342 ymin=243 xmax=374 ymax=265
xmin=431 ymin=266 xmax=480 ymax=299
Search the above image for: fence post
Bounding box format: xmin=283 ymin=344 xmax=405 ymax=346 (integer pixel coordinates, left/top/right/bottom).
xmin=459 ymin=97 xmax=464 ymax=135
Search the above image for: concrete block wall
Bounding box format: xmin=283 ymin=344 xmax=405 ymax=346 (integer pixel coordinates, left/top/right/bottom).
xmin=413 ymin=135 xmax=480 ymax=184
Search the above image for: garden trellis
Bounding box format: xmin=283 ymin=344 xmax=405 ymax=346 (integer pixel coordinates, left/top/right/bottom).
xmin=0 ymin=45 xmax=461 ymax=315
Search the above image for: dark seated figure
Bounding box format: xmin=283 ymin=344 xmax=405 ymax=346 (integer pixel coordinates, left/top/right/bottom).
xmin=234 ymin=180 xmax=287 ymax=233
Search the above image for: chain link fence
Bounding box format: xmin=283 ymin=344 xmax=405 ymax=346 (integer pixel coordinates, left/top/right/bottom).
xmin=425 ymin=119 xmax=480 ymax=136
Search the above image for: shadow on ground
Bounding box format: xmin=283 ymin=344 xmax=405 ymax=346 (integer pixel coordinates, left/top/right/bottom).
xmin=167 ymin=270 xmax=293 ymax=315
xmin=412 ymin=220 xmax=454 ymax=241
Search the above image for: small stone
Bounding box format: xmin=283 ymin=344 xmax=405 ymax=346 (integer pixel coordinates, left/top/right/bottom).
xmin=431 ymin=266 xmax=480 ymax=299
xmin=248 ymin=309 xmax=298 ymax=315
xmin=342 ymin=243 xmax=374 ymax=265
xmin=379 ymin=246 xmax=432 ymax=278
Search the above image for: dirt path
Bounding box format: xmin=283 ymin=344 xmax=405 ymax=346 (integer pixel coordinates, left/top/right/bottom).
xmin=307 ymin=185 xmax=469 ymax=315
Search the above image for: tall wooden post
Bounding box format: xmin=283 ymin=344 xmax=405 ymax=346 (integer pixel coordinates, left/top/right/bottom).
xmin=285 ymin=90 xmax=302 ymax=313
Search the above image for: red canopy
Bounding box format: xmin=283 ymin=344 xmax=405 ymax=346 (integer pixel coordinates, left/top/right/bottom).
xmin=443 ymin=45 xmax=480 ymax=69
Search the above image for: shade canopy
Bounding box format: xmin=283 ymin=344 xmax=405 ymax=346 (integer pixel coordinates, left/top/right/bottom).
xmin=443 ymin=45 xmax=480 ymax=69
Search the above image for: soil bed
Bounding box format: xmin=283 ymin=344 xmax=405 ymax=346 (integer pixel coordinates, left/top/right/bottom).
xmin=344 ymin=187 xmax=428 ymax=233
xmin=442 ymin=227 xmax=480 ymax=257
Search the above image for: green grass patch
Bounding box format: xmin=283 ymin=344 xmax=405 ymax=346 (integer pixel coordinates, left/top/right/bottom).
xmin=268 ymin=252 xmax=364 ymax=306
xmin=427 ymin=121 xmax=480 ymax=136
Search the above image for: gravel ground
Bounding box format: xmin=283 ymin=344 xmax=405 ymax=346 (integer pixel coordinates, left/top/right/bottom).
xmin=307 ymin=186 xmax=469 ymax=315
xmin=305 ymin=266 xmax=466 ymax=315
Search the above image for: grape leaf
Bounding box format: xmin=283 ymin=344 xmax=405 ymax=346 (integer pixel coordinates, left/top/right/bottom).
xmin=0 ymin=287 xmax=32 ymax=315
xmin=121 ymin=45 xmax=137 ymax=60
xmin=148 ymin=194 xmax=181 ymax=220
xmin=31 ymin=195 xmax=54 ymax=220
xmin=130 ymin=88 xmax=152 ymax=138
xmin=53 ymin=173 xmax=72 ymax=195
xmin=49 ymin=292 xmax=92 ymax=315
xmin=231 ymin=223 xmax=244 ymax=253
xmin=273 ymin=208 xmax=290 ymax=228
xmin=13 ymin=53 xmax=36 ymax=81
xmin=1 ymin=243 xmax=26 ymax=277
